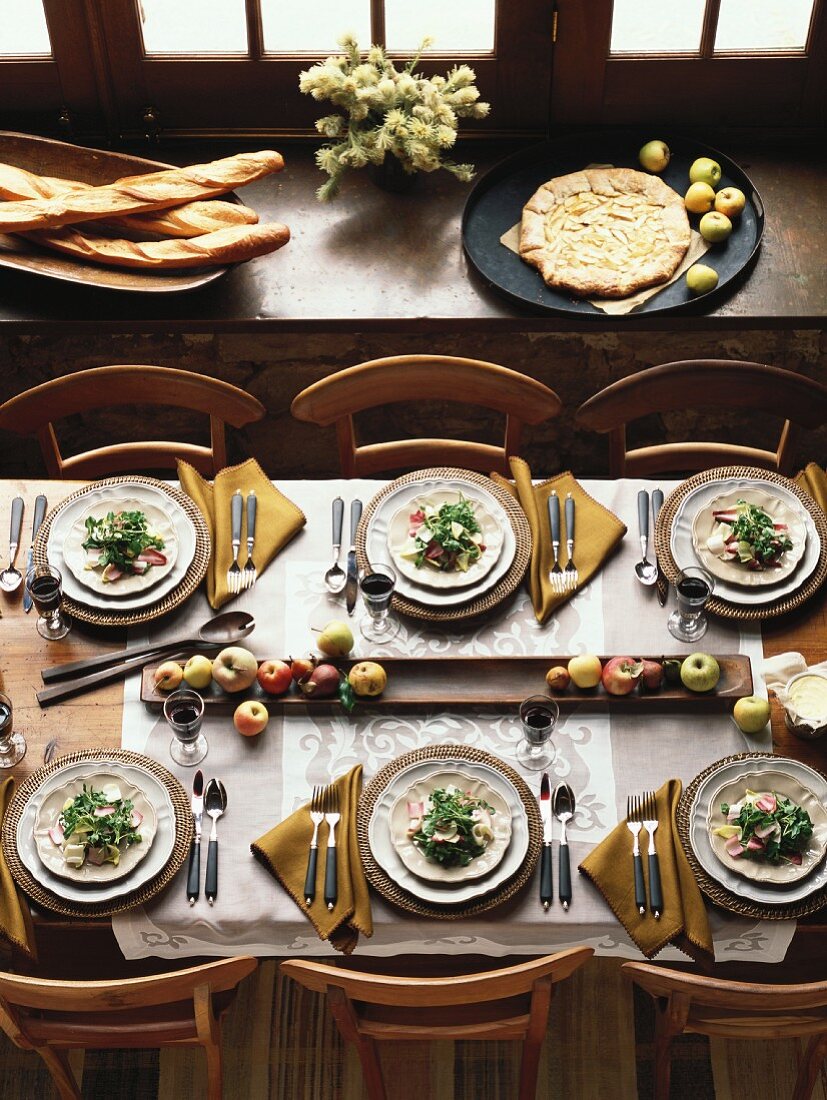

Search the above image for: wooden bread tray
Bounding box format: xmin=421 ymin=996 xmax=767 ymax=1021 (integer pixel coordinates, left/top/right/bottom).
xmin=140 ymin=654 xmax=752 ymax=711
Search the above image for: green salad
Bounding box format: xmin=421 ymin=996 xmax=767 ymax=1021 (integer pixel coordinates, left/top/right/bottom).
xmin=409 ymin=786 xmax=496 ymax=868
xmin=713 ymin=789 xmax=813 ymax=865
xmin=708 ymin=500 xmax=793 ymax=571
xmin=82 ymin=509 xmax=166 ymax=581
xmin=400 ymin=496 xmax=486 ymax=573
xmin=53 ymin=784 xmax=144 ymax=868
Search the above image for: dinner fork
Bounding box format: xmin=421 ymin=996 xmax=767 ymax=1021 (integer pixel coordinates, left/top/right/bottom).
xmin=303 ymin=785 xmax=325 ymax=907
xmin=227 ymin=490 xmax=243 ymax=595
xmin=547 ymin=491 xmax=564 ymax=593
xmin=642 ymin=790 xmax=663 ymax=920
xmin=323 ymin=784 xmax=341 ymax=912
xmin=241 ymin=491 xmax=257 ymax=591
xmin=626 ymin=794 xmax=646 ymax=916
xmin=563 ymin=492 xmax=578 ymax=592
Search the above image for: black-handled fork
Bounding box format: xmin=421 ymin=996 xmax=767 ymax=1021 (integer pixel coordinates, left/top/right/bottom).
xmin=626 ymin=794 xmax=646 ymax=916
xmin=304 ymin=786 xmax=325 ymax=906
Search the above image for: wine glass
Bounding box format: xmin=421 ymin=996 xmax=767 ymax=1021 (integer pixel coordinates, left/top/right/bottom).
xmin=668 ymin=566 xmax=715 ymax=642
xmin=26 ymin=564 xmax=71 ymax=640
xmin=0 ymin=691 xmax=26 ymax=769
xmin=358 ymin=561 xmax=399 ymax=642
xmin=516 ymin=695 xmax=559 ymax=770
xmin=163 ymin=688 xmax=207 ymax=766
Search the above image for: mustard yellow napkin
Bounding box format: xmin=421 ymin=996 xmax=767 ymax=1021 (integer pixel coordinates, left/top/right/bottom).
xmin=579 ymin=779 xmax=713 ymax=962
xmin=177 ymin=458 xmax=306 ymax=610
xmin=250 ymin=765 xmax=372 ymax=955
xmin=0 ymin=778 xmax=36 ymax=960
xmin=491 ymin=457 xmax=627 ymax=623
xmin=796 ymin=462 xmax=827 ymax=513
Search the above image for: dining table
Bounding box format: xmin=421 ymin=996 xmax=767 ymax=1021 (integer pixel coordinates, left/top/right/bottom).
xmin=1 ymin=474 xmax=826 ymax=969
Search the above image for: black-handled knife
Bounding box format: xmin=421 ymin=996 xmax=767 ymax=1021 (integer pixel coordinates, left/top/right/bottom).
xmin=345 ymin=499 xmax=362 ymax=616
xmin=648 ymin=849 xmax=663 ymax=920
xmin=539 ymin=772 xmax=553 ymax=910
xmin=186 ymin=769 xmax=204 ymax=905
xmin=324 ymin=818 xmax=339 ymax=911
xmin=652 ymin=489 xmax=667 ymax=606
xmin=23 ymin=494 xmax=47 ymax=613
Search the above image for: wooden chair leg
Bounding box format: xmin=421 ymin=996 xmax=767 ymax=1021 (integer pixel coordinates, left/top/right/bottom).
xmin=193 ymin=983 xmax=223 ymax=1100
xmin=793 ymin=1032 xmax=827 ymax=1100
xmin=518 ymin=976 xmax=552 ymax=1100
xmin=652 ymin=991 xmax=690 ymax=1100
xmin=34 ymin=1045 xmax=82 ymax=1100
xmin=328 ymin=986 xmax=387 ymax=1100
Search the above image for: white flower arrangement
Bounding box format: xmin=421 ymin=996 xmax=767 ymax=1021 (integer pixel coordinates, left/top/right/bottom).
xmin=299 ymin=34 xmax=490 ymax=201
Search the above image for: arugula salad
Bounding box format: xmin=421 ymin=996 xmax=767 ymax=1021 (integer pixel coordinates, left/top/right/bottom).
xmin=82 ymin=509 xmax=167 ymax=583
xmin=48 ymin=783 xmax=144 ymax=869
xmin=406 ymin=785 xmax=496 ymax=868
xmin=398 ymin=496 xmax=486 ymax=573
xmin=712 ymin=789 xmax=814 ymax=864
xmin=706 ymin=499 xmax=793 ymax=572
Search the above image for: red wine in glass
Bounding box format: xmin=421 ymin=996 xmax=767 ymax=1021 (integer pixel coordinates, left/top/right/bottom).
xmin=29 ymin=575 xmax=61 ymax=614
xmin=361 ymin=572 xmax=394 ymax=611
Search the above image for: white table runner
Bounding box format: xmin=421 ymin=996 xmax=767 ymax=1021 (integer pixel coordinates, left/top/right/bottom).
xmin=113 ymin=479 xmax=793 ymax=963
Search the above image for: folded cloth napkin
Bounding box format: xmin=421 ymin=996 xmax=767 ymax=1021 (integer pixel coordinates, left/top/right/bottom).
xmin=250 ymin=765 xmax=373 ymax=955
xmin=796 ymin=462 xmax=827 ymax=513
xmin=763 ymin=651 xmax=827 ymax=722
xmin=0 ymin=778 xmax=36 ymax=960
xmin=177 ymin=458 xmax=306 ymax=610
xmin=579 ymin=779 xmax=713 ymax=962
xmin=491 ymin=458 xmax=627 ymax=624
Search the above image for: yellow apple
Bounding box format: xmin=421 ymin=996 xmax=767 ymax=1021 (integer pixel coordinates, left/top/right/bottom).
xmin=567 ymin=654 xmax=602 ymax=690
xmin=733 ymin=695 xmax=771 ymax=734
xmin=154 ymin=660 xmax=183 ymax=692
xmin=212 ymin=646 xmax=258 ymax=692
xmin=699 ymin=211 xmax=733 ymax=243
xmin=688 ymin=157 xmax=722 ymax=188
xmin=686 ymin=263 xmax=719 ymax=295
xmin=316 ymin=620 xmax=354 ymax=658
xmin=183 ymin=654 xmax=213 ymax=690
xmin=714 ymin=186 xmax=746 ymax=219
xmin=684 ymin=182 xmax=716 ymax=214
xmin=638 ymin=139 xmax=670 ymax=173
xmin=348 ymin=661 xmax=387 ymax=697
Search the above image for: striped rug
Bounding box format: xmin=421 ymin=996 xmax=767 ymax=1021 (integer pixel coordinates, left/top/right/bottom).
xmin=1 ymin=957 xmax=825 ymax=1098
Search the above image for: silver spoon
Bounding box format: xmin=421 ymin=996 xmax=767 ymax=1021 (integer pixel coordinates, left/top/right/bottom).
xmin=634 ymin=489 xmax=658 ymax=586
xmin=324 ymin=496 xmax=346 ymax=594
xmin=204 ymin=778 xmax=227 ymax=906
xmin=554 ymin=783 xmax=575 ymax=910
xmin=0 ymin=496 xmax=24 ymax=592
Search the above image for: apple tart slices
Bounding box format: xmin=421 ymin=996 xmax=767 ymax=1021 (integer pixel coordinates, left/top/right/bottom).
xmin=519 ymin=167 xmax=690 ymax=298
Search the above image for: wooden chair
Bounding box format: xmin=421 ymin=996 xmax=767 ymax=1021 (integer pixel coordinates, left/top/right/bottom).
xmin=0 ymin=365 xmax=266 ymax=478
xmin=623 ymin=960 xmax=827 ymax=1100
xmin=574 ymin=360 xmax=827 ymax=477
xmin=0 ymin=956 xmax=257 ymax=1100
xmin=281 ymin=947 xmax=593 ymax=1100
xmin=289 ymin=354 xmax=563 ymax=476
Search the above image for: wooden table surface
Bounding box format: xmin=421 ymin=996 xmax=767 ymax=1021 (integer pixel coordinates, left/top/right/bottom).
xmin=1 ymin=477 xmax=826 ymax=784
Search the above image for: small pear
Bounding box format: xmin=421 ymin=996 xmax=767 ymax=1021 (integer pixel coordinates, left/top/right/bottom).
xmin=317 ymin=619 xmax=354 ymax=658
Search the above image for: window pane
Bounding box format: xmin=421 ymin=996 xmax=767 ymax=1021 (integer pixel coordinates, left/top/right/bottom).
xmin=0 ymin=0 xmax=51 ymax=55
xmin=610 ymin=0 xmax=705 ymax=53
xmin=715 ymin=0 xmax=814 ymax=50
xmin=261 ymin=0 xmax=370 ymax=53
xmin=385 ymin=0 xmax=495 ymax=52
xmin=139 ymin=0 xmax=247 ymax=55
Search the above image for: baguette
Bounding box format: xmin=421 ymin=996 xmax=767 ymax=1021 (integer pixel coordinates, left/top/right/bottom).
xmin=0 ymin=162 xmax=258 ymax=237
xmin=23 ymin=221 xmax=290 ymax=270
xmin=0 ymin=149 xmax=284 ymax=233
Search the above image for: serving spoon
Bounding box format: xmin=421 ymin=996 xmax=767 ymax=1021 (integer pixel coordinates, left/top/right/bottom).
xmin=634 ymin=489 xmax=658 ymax=586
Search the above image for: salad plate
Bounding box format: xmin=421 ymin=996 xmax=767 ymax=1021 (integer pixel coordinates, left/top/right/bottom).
xmin=388 ymin=769 xmax=512 ymax=882
xmin=61 ymin=498 xmax=179 ymax=597
xmin=33 ymin=771 xmax=157 ymax=884
xmin=691 ymin=489 xmax=807 ymax=588
xmin=388 ymin=492 xmax=504 ymax=590
xmin=705 ymin=770 xmax=827 ymax=884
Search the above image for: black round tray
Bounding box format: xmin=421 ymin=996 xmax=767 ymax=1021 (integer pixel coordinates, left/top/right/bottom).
xmin=461 ymin=130 xmax=764 ymax=317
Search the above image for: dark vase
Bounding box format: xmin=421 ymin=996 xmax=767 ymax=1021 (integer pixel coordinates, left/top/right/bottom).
xmin=371 ymin=153 xmax=417 ymax=193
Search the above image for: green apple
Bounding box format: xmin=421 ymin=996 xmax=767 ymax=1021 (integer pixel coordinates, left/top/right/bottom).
xmin=684 ymin=182 xmax=715 ymax=214
xmin=183 ymin=653 xmax=213 ymax=690
xmin=316 ymin=619 xmax=354 ymax=658
xmin=714 ymin=186 xmax=746 ymax=219
xmin=699 ymin=211 xmax=733 ymax=243
xmin=638 ymin=139 xmax=670 ymax=173
xmin=680 ymin=652 xmax=721 ymax=693
xmin=685 ymin=264 xmax=719 ymax=295
xmin=689 ymin=157 xmax=722 ymax=188
xmin=733 ymin=695 xmax=772 ymax=734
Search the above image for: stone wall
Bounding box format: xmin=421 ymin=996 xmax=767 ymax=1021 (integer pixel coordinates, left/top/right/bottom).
xmin=0 ymin=327 xmax=824 ymax=478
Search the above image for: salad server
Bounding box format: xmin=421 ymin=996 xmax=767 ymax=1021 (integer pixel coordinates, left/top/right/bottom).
xmin=344 ymin=499 xmax=362 ymax=615
xmin=187 ymin=770 xmax=204 ymax=905
xmin=554 ymin=782 xmax=575 ymax=911
xmin=23 ymin=494 xmax=47 ymax=612
xmin=539 ymin=772 xmax=553 ymax=910
xmin=204 ymin=778 xmax=227 ymax=906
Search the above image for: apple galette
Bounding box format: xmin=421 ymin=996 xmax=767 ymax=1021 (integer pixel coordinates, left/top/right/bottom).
xmin=519 ymin=167 xmax=691 ymax=298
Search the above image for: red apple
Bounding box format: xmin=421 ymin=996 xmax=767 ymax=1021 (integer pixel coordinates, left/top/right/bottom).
xmin=212 ymin=646 xmax=258 ymax=693
xmin=641 ymin=659 xmax=664 ymax=691
xmin=298 ymin=663 xmax=341 ymax=698
xmin=601 ymin=657 xmax=644 ymax=696
xmin=234 ymin=700 xmax=269 ymax=737
xmin=290 ymin=656 xmax=316 ymax=683
xmin=257 ymin=659 xmax=293 ymax=696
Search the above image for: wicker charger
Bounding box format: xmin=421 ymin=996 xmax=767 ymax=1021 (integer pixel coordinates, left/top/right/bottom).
xmin=357 ymin=744 xmax=541 ymax=919
xmin=1 ymin=749 xmax=192 ymax=919
xmin=676 ymin=752 xmax=827 ymax=920
xmin=356 ymin=467 xmax=531 ymax=623
xmin=654 ymin=465 xmax=827 ymax=621
xmin=33 ymin=475 xmax=211 ymax=627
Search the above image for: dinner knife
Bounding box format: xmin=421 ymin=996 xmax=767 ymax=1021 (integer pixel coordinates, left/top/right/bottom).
xmin=652 ymin=489 xmax=666 ymax=606
xmin=539 ymin=772 xmax=553 ymax=910
xmin=187 ymin=769 xmax=204 ymax=905
xmin=344 ymin=499 xmax=363 ymax=616
xmin=23 ymin=494 xmax=47 ymax=613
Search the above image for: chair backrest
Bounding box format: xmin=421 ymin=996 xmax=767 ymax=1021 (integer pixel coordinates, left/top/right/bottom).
xmin=0 ymin=364 xmax=266 ymax=478
xmin=574 ymin=360 xmax=827 ymax=477
xmin=290 ymin=354 xmax=563 ymax=477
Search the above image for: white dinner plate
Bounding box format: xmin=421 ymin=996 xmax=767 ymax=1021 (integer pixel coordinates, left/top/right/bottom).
xmin=671 ymin=477 xmax=820 ymax=606
xmin=47 ymin=481 xmax=196 ymax=611
xmin=688 ymin=756 xmax=827 ymax=906
xmin=368 ymin=757 xmax=529 ymax=905
xmin=17 ymin=760 xmax=176 ymax=903
xmin=366 ymin=476 xmax=517 ymax=608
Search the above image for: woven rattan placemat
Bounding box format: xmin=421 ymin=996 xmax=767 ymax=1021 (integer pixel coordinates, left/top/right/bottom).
xmin=1 ymin=750 xmax=192 ymax=918
xmin=33 ymin=476 xmax=210 ymax=627
xmin=654 ymin=466 xmax=827 ymax=621
xmin=355 ymin=467 xmax=531 ymax=623
xmin=357 ymin=744 xmax=541 ymax=919
xmin=676 ymin=752 xmax=827 ymax=920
